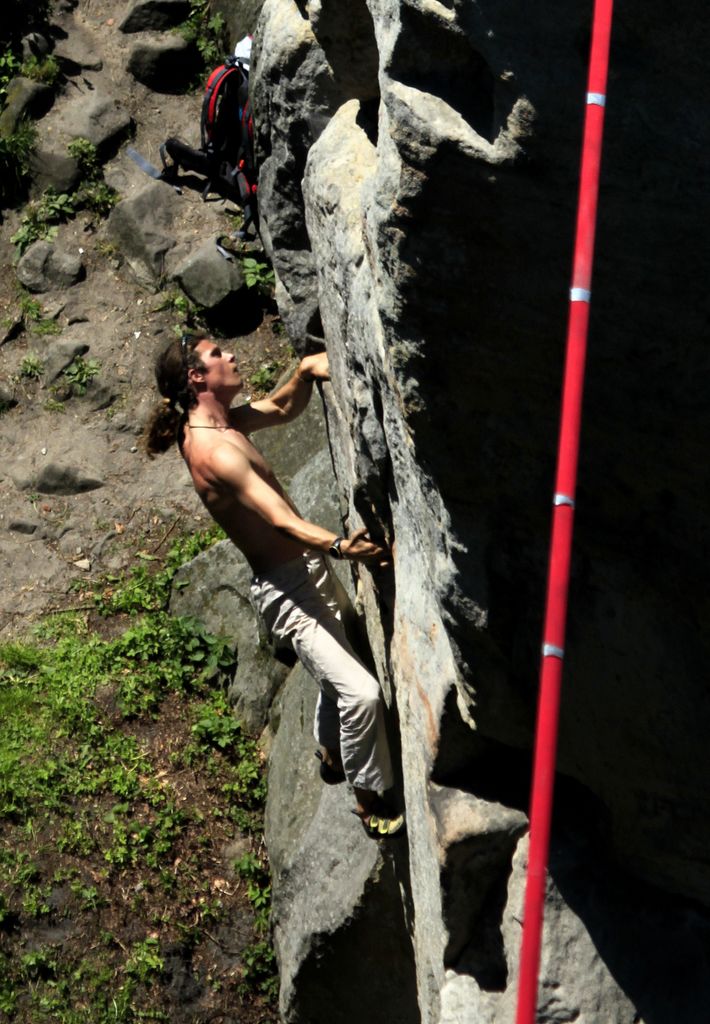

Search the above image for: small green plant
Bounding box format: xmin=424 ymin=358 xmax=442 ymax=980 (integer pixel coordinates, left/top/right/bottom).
xmin=0 ymin=50 xmax=21 ymax=100
xmin=20 ymin=948 xmax=57 ymax=980
xmin=156 ymin=288 xmax=196 ymax=331
xmin=249 ymin=362 xmax=279 ymax=392
xmin=21 ymin=883 xmax=52 ymax=918
xmin=18 ymin=290 xmax=42 ymax=321
xmin=79 ymin=178 xmax=119 ymax=216
xmin=11 ymin=187 xmax=75 ymax=254
xmin=191 ymin=701 xmax=244 ymax=753
xmin=31 ymin=317 xmax=61 ymax=336
xmin=125 ymin=937 xmax=164 ymax=984
xmin=67 ymin=137 xmax=99 ymax=177
xmin=62 ymin=355 xmax=100 ymax=395
xmin=57 ymin=816 xmax=95 ymax=856
xmin=0 ymin=117 xmax=36 ymax=206
xmin=233 ymin=851 xmax=271 ymax=929
xmin=68 ymin=138 xmax=120 ymax=216
xmin=19 ymin=353 xmax=43 ymax=379
xmin=20 ymin=52 xmax=60 ymax=86
xmin=239 ymin=940 xmax=278 ymax=1001
xmin=241 ymin=257 xmax=275 ymax=295
xmin=179 ymin=0 xmax=226 ymax=69
xmin=43 ymin=397 xmax=65 ymax=413
xmin=16 ymin=290 xmax=60 ymax=335
xmin=70 ymin=880 xmax=106 ymax=911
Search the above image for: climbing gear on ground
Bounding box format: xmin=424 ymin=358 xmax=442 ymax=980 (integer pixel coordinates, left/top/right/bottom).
xmin=128 ymin=37 xmax=258 ymax=233
xmin=161 ymin=39 xmax=257 ymax=231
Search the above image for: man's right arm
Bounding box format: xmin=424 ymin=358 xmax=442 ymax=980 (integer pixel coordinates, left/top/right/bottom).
xmin=210 ymin=442 xmax=388 ymax=563
xmin=232 ymin=352 xmax=329 ymax=435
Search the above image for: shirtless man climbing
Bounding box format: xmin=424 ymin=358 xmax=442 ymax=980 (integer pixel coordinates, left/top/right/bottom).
xmin=145 ymin=334 xmax=404 ymax=838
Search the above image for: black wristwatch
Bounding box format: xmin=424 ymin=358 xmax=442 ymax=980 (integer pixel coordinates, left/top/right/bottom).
xmin=328 ymin=537 xmax=344 ymax=559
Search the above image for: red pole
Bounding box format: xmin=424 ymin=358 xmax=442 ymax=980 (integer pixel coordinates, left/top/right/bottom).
xmin=515 ymin=3 xmax=614 ymax=1022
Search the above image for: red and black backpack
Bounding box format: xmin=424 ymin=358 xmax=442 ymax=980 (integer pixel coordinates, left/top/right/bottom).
xmin=159 ymin=52 xmax=258 ymax=232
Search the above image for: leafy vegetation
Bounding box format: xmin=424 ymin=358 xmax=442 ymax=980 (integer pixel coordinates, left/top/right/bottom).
xmin=20 ymin=52 xmax=60 ymax=87
xmin=10 ymin=139 xmax=118 ymax=253
xmin=10 ymin=187 xmax=74 ymax=254
xmin=62 ymin=354 xmax=100 ymax=395
xmin=0 ymin=528 xmax=278 ymax=1022
xmin=178 ymin=0 xmax=226 ymax=70
xmin=250 ymin=362 xmax=279 ymax=393
xmin=156 ymin=288 xmax=199 ymax=337
xmin=19 ymin=353 xmax=43 ymax=379
xmin=241 ymin=257 xmax=276 ymax=295
xmin=18 ymin=289 xmax=61 ymax=336
xmin=92 ymin=524 xmax=226 ymax=617
xmin=67 ymin=137 xmax=119 ymax=216
xmin=0 ymin=118 xmax=37 ymax=207
xmin=0 ymin=50 xmax=21 ymax=100
xmin=1 ymin=2 xmax=56 ymax=202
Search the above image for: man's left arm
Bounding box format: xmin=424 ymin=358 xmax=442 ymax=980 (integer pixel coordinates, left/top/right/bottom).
xmin=231 ymin=352 xmax=329 ymax=433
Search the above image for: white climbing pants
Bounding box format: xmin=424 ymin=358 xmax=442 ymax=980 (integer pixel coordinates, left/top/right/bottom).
xmin=250 ymin=554 xmax=393 ymax=793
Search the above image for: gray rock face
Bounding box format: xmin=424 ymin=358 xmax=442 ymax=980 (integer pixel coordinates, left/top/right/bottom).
xmin=252 ymin=1 xmax=710 ymax=1021
xmin=16 ymin=241 xmax=85 ymax=294
xmin=29 ymin=147 xmax=82 ymax=196
xmin=126 ymin=33 xmax=200 ymax=91
xmin=119 ymin=0 xmax=191 ymax=34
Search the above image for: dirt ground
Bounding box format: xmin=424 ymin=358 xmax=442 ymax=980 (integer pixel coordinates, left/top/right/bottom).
xmin=0 ymin=0 xmax=291 ymax=637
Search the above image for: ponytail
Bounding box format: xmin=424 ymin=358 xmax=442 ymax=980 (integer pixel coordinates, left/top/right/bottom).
xmin=143 ymin=334 xmax=204 ymax=456
xmin=144 ymin=396 xmax=185 ymax=456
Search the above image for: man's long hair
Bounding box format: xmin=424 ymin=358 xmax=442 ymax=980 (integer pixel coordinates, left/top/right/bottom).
xmin=144 ymin=334 xmax=204 ymax=456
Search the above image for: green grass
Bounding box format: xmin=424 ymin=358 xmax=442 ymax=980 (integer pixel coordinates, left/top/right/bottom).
xmin=0 ymin=528 xmax=278 ymax=1022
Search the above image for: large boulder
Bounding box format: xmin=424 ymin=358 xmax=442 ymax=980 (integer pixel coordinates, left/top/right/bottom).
xmin=119 ymin=0 xmax=191 ymax=34
xmin=107 ymin=180 xmax=181 ymax=286
xmin=30 ymin=89 xmax=132 ymax=193
xmin=170 ymin=240 xmax=246 ymax=312
xmin=16 ymin=240 xmax=84 ymax=293
xmin=0 ymin=77 xmax=53 ymax=138
xmin=126 ymin=33 xmax=200 ymax=91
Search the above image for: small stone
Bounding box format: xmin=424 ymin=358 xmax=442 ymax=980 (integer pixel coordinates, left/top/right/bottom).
xmin=73 ymin=558 xmax=91 ymax=571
